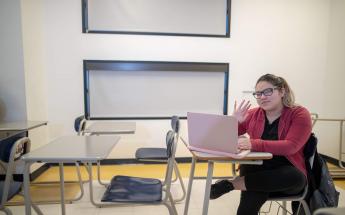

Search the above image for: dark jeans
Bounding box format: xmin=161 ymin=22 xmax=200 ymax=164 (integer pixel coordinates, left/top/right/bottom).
xmin=237 ymin=163 xmax=306 ymax=215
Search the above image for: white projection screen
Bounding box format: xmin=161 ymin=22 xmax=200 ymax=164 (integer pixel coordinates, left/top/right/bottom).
xmin=83 ymin=61 xmax=229 ymax=119
xmin=83 ymin=0 xmax=231 ymax=37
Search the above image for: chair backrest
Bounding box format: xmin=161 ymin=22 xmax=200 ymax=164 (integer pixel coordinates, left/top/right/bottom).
xmin=1 ymin=137 xmax=30 ymax=209
xmin=162 ymin=130 xmax=176 ymax=197
xmin=74 ymin=115 xmax=86 ymax=135
xmin=310 ymin=113 xmax=318 ymax=128
xmin=171 ymin=115 xmax=180 ymax=136
xmin=0 ymin=132 xmax=27 ymax=163
xmin=165 ymin=130 xmax=176 ymax=159
xmin=304 ymin=133 xmax=318 ymax=170
xmin=170 ymin=115 xmax=180 ymax=155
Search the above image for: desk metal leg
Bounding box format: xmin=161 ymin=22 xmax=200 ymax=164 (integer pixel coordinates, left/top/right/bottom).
xmin=339 ymin=121 xmax=344 ymax=169
xmin=59 ymin=163 xmax=66 ymax=215
xmin=24 ymin=162 xmax=32 ymax=215
xmin=202 ymin=161 xmax=214 ymax=215
xmin=282 ymin=201 xmax=287 ymax=215
xmin=23 ymin=161 xmax=43 ymax=215
xmin=88 ymin=162 xmax=100 ymax=207
xmin=183 ymin=157 xmax=196 ymax=215
xmin=97 ymin=161 xmax=108 ymax=186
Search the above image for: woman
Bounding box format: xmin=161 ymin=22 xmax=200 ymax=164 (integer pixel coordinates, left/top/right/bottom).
xmin=210 ymin=74 xmax=312 ymax=215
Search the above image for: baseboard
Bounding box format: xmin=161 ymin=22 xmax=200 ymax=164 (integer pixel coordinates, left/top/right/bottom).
xmin=46 ymin=157 xmax=195 ymax=166
xmin=30 ymin=163 xmax=50 ymax=181
xmin=320 ymin=153 xmax=345 ymax=167
xmin=30 ymin=155 xmax=344 ymax=181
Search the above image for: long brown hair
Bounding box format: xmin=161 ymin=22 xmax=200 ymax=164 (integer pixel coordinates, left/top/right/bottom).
xmin=256 ymin=74 xmax=295 ymax=107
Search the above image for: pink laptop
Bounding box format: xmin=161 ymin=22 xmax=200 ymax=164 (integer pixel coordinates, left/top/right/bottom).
xmin=187 ymin=112 xmax=250 ymax=158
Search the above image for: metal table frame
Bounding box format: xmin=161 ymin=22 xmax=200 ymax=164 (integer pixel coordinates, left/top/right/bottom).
xmin=22 ymin=135 xmax=120 ymax=215
xmin=181 ymin=138 xmax=272 ymax=215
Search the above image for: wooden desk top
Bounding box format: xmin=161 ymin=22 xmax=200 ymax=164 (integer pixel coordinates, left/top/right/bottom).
xmin=22 ymin=135 xmax=120 ymax=163
xmin=0 ymin=121 xmax=47 ymax=131
xmin=83 ymin=121 xmax=136 ymax=135
xmin=190 ymin=150 xmax=272 ymax=161
xmin=180 ymin=136 xmax=272 ymax=161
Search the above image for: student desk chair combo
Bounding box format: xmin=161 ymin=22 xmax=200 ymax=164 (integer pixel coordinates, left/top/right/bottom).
xmin=22 ymin=135 xmax=121 ymax=215
xmin=100 ymin=130 xmax=179 ymax=215
xmin=0 ymin=135 xmax=42 ymax=215
xmin=0 ymin=121 xmax=47 ymax=215
xmin=181 ymin=136 xmax=273 ymax=215
xmin=134 ymin=116 xmax=186 ymax=203
xmin=74 ymin=116 xmax=136 ymax=187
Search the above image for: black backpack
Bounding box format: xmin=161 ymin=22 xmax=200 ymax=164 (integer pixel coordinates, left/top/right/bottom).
xmin=304 ymin=134 xmax=340 ymax=213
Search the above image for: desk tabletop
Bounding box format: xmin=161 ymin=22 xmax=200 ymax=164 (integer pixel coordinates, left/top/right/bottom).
xmin=180 ymin=137 xmax=272 ymax=161
xmin=22 ymin=135 xmax=120 ymax=162
xmin=0 ymin=121 xmax=47 ymax=131
xmin=83 ymin=121 xmax=136 ymax=134
xmin=190 ymin=150 xmax=273 ymax=161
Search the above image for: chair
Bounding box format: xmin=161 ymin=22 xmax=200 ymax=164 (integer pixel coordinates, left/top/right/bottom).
xmin=0 ymin=134 xmax=42 ymax=215
xmin=74 ymin=115 xmax=87 ymax=136
xmin=74 ymin=116 xmax=107 ymax=186
xmin=260 ymin=133 xmax=318 ymax=215
xmin=134 ymin=115 xmax=186 ymax=202
xmin=101 ymin=130 xmax=178 ymax=215
xmin=313 ymin=207 xmax=345 ymax=215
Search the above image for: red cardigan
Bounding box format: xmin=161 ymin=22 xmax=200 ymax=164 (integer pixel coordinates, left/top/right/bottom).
xmin=238 ymin=106 xmax=312 ymax=177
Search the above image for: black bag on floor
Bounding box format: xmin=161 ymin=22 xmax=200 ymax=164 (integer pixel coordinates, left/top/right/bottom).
xmin=308 ymin=152 xmax=339 ymax=212
xmin=309 ymin=153 xmax=339 ymax=212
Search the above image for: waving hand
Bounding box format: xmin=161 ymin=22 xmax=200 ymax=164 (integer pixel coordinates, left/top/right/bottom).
xmin=233 ymin=100 xmax=251 ymax=123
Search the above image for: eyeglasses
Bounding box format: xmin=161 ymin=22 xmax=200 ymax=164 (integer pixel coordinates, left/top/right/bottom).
xmin=252 ymin=87 xmax=278 ymax=99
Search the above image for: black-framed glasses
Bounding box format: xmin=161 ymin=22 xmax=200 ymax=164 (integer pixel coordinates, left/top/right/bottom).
xmin=252 ymin=87 xmax=278 ymax=99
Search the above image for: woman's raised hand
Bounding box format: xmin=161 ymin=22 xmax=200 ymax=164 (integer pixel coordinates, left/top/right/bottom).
xmin=233 ymin=100 xmax=251 ymax=123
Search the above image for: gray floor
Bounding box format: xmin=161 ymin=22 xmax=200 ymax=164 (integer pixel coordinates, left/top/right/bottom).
xmin=7 ymin=179 xmax=345 ymax=215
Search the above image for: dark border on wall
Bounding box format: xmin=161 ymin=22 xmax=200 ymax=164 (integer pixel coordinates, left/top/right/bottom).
xmin=83 ymin=60 xmax=229 ymax=120
xmin=321 ymin=153 xmax=345 ymax=167
xmin=81 ymin=0 xmax=231 ymax=38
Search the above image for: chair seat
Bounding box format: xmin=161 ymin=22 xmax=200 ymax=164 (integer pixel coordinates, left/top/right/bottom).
xmin=268 ymin=185 xmax=307 ymax=201
xmin=135 ymin=148 xmax=168 ymax=160
xmin=0 ymin=181 xmax=22 ymax=201
xmin=101 ymin=175 xmax=162 ymax=203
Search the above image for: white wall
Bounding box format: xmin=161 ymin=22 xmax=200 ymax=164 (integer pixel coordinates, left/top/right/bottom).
xmin=312 ymin=0 xmax=345 ymax=159
xmin=19 ymin=0 xmax=345 ymax=159
xmin=0 ymin=0 xmax=27 ymax=121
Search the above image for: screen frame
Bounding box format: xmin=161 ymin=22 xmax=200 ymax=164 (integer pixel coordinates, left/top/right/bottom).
xmin=81 ymin=0 xmax=231 ymax=38
xmin=83 ymin=60 xmax=229 ymax=120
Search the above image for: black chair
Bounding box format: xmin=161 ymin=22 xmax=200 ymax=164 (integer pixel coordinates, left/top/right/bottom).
xmin=0 ymin=134 xmax=42 ymax=215
xmin=134 ymin=116 xmax=186 ymax=202
xmin=101 ymin=130 xmax=178 ymax=215
xmin=260 ymin=133 xmax=318 ymax=215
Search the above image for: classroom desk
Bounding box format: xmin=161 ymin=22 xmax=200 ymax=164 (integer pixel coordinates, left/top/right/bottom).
xmin=0 ymin=121 xmax=47 ymax=132
xmin=0 ymin=121 xmax=47 ymax=140
xmin=22 ymin=135 xmax=120 ymax=215
xmin=80 ymin=121 xmax=136 ymax=186
xmin=0 ymin=121 xmax=47 ymax=181
xmin=182 ymin=140 xmax=272 ymax=215
xmin=83 ymin=121 xmax=136 ymax=135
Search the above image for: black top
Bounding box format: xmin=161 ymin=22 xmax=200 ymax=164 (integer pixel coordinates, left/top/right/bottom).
xmin=261 ymin=115 xmax=292 ymax=167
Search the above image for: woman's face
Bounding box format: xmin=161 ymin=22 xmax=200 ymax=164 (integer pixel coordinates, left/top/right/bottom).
xmin=254 ymin=81 xmax=284 ymax=112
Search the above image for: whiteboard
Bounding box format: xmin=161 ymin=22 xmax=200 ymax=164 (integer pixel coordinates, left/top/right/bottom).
xmin=83 ymin=0 xmax=230 ymax=37
xmin=84 ymin=61 xmax=229 ymax=119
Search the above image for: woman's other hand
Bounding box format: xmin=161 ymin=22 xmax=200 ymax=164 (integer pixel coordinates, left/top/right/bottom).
xmin=233 ymin=100 xmax=251 ymax=123
xmin=238 ymin=137 xmax=251 ymax=151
